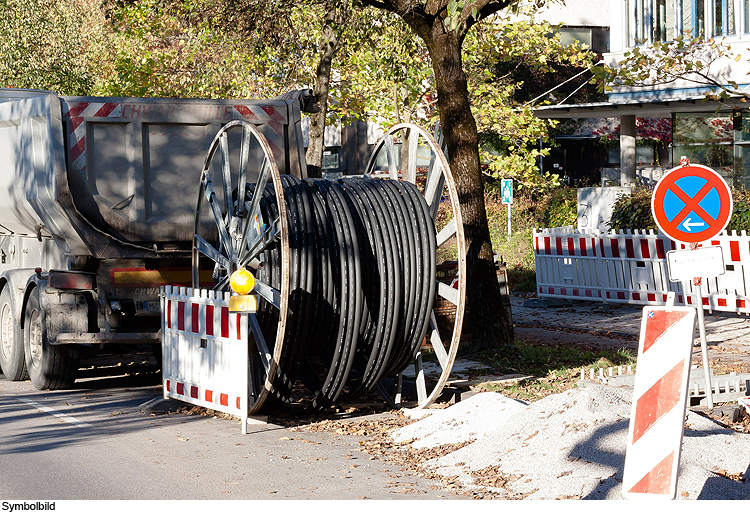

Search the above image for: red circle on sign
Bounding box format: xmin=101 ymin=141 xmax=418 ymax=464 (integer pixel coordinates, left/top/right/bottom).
xmin=651 ymin=164 xmax=733 ymax=244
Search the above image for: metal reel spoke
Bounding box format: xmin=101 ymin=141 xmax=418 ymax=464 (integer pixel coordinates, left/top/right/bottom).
xmin=192 ymin=120 xmax=289 ymax=414
xmin=365 ymin=122 xmax=466 ymax=409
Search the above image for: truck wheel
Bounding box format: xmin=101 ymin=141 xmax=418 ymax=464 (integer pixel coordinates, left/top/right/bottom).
xmin=0 ymin=287 xmax=27 ymax=380
xmin=24 ymin=288 xmax=79 ymax=390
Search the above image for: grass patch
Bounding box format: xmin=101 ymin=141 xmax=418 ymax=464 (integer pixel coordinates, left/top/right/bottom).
xmin=462 ymin=340 xmax=636 ymax=402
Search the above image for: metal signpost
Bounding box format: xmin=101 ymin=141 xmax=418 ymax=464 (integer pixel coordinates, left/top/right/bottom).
xmin=651 ymin=161 xmax=734 ymax=409
xmin=501 ymin=178 xmax=513 ymax=237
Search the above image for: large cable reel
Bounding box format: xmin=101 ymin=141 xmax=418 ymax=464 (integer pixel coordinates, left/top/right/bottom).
xmin=363 ymin=123 xmax=467 ymax=409
xmin=192 ymin=120 xmax=466 ymax=414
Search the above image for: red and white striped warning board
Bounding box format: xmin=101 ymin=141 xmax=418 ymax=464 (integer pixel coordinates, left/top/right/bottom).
xmin=623 ymin=306 xmax=696 ymax=499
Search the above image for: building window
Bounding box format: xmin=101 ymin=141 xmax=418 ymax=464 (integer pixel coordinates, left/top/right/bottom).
xmin=713 ymin=0 xmax=736 ymax=36
xmin=673 ymin=113 xmax=734 ymax=181
xmin=653 ymin=0 xmax=677 ymax=41
xmin=683 ymin=0 xmax=706 ymax=37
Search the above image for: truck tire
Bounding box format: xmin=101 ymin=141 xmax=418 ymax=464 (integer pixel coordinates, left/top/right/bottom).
xmin=0 ymin=287 xmax=27 ymax=380
xmin=23 ymin=288 xmax=79 ymax=390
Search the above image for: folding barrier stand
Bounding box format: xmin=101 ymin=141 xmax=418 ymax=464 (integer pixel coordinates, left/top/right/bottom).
xmin=161 ymin=285 xmax=253 ymax=433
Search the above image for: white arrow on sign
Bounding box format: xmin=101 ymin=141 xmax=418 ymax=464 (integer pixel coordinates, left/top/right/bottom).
xmin=682 ymin=218 xmax=705 ymax=232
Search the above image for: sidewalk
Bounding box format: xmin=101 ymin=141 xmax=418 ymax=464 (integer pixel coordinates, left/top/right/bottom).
xmin=510 ymin=295 xmax=750 ymax=371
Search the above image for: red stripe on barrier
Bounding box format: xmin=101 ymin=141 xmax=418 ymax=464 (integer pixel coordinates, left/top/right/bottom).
xmin=626 ymin=239 xmax=635 ymax=258
xmin=648 ymin=293 xmax=656 ymax=301
xmin=206 ymin=390 xmax=213 ymax=402
xmin=642 ymin=311 xmax=690 ymax=354
xmin=633 ymin=293 xmax=641 ymax=301
xmin=579 ymin=238 xmax=587 ymax=256
xmin=191 ymin=386 xmax=198 ymax=398
xmin=561 ymin=288 xmax=567 ymax=295
xmin=544 ymin=237 xmax=551 ymax=255
xmin=535 ymin=235 xmax=539 ymax=254
xmin=656 ymin=239 xmax=666 ymax=259
xmin=178 ymin=302 xmax=185 ymax=331
xmin=718 ymin=298 xmax=727 ymax=307
xmin=617 ymin=292 xmax=625 ymax=300
xmin=236 ymin=397 xmax=242 ymax=409
xmin=627 ymin=451 xmax=674 ymax=496
xmin=640 ymin=240 xmax=650 ymax=259
xmin=611 ymin=239 xmax=620 ymax=258
xmin=206 ymin=305 xmax=214 ymax=336
xmin=556 ymin=237 xmax=563 ymax=255
xmin=568 ymin=238 xmax=574 ymax=255
xmin=632 ymin=361 xmax=684 ymax=444
xmin=702 ymin=297 xmax=709 ymax=306
xmin=236 ymin=314 xmax=242 ymax=340
xmin=177 ymin=382 xmax=185 ymax=395
xmin=711 ymin=240 xmax=720 ymax=245
xmin=192 ymin=303 xmax=199 ymax=333
xmin=221 ymin=307 xmax=229 ymax=338
xmin=167 ymin=300 xmax=172 ymax=328
xmin=166 ymin=380 xmax=171 ymax=391
xmin=730 ymin=240 xmax=740 ymax=262
xmin=739 ymin=300 xmax=746 ymax=308
xmin=220 ymin=393 xmax=228 ymax=406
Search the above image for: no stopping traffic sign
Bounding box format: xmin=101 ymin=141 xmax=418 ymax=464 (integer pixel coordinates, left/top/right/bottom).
xmin=651 ymin=164 xmax=733 ymax=244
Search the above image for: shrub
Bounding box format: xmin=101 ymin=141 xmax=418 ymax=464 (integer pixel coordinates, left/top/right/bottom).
xmin=609 ymin=187 xmax=750 ymax=233
xmin=607 ymin=188 xmax=656 ymax=232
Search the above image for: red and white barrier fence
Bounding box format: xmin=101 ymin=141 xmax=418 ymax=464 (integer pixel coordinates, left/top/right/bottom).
xmin=534 ymin=228 xmax=750 ymax=314
xmin=161 ymin=285 xmax=251 ymax=433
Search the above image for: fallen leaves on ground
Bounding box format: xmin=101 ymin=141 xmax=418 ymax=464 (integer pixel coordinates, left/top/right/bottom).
xmin=293 ymin=413 xmax=526 ymax=499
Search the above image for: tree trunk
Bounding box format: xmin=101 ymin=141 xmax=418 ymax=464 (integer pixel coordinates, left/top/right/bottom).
xmin=427 ymin=31 xmax=513 ymax=347
xmin=306 ymin=28 xmax=338 ymax=179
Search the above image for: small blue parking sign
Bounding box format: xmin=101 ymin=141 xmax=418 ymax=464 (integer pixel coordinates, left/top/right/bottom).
xmin=501 ymin=179 xmax=513 ymax=205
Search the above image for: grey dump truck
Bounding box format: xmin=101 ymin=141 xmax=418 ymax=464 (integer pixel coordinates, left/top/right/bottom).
xmin=0 ymin=88 xmax=310 ymax=390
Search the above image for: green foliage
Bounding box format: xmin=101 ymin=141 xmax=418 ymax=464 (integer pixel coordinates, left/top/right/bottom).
xmin=727 ymin=190 xmax=750 ymax=233
xmin=609 ymin=187 xmax=750 ymax=234
xmin=0 ymin=0 xmax=112 ymax=95
xmin=465 ymin=18 xmax=597 ymax=196
xmin=487 ymin=186 xmax=577 ymax=292
xmin=607 ymin=189 xmax=657 ymax=232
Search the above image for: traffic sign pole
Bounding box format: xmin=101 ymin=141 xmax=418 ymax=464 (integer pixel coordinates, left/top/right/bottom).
xmin=501 ymin=179 xmax=513 ymax=237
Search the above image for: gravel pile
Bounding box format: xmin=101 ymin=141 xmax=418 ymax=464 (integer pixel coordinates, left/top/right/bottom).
xmin=392 ymin=386 xmax=750 ymax=499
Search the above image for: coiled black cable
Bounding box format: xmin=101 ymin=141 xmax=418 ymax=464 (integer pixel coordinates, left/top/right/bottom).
xmin=251 ymin=174 xmax=436 ymax=412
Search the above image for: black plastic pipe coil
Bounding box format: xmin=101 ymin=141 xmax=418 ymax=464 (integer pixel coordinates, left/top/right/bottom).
xmin=248 ymin=175 xmax=436 ymax=412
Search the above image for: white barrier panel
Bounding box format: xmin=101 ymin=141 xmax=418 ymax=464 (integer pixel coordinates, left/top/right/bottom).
xmin=161 ymin=285 xmax=251 ymax=433
xmin=623 ymin=306 xmax=696 ymax=499
xmin=534 ymin=228 xmax=750 ymax=314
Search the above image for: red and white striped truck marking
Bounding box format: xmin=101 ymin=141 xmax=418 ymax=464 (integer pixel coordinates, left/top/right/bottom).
xmin=622 ymin=306 xmax=696 ymax=499
xmin=62 ymin=101 xmax=287 ymax=171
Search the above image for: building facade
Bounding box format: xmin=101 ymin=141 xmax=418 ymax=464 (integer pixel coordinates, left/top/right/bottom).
xmin=537 ymin=0 xmax=750 ymax=190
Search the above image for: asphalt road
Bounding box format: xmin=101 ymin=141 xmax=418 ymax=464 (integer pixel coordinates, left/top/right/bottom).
xmin=0 ymin=369 xmax=451 ymax=501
